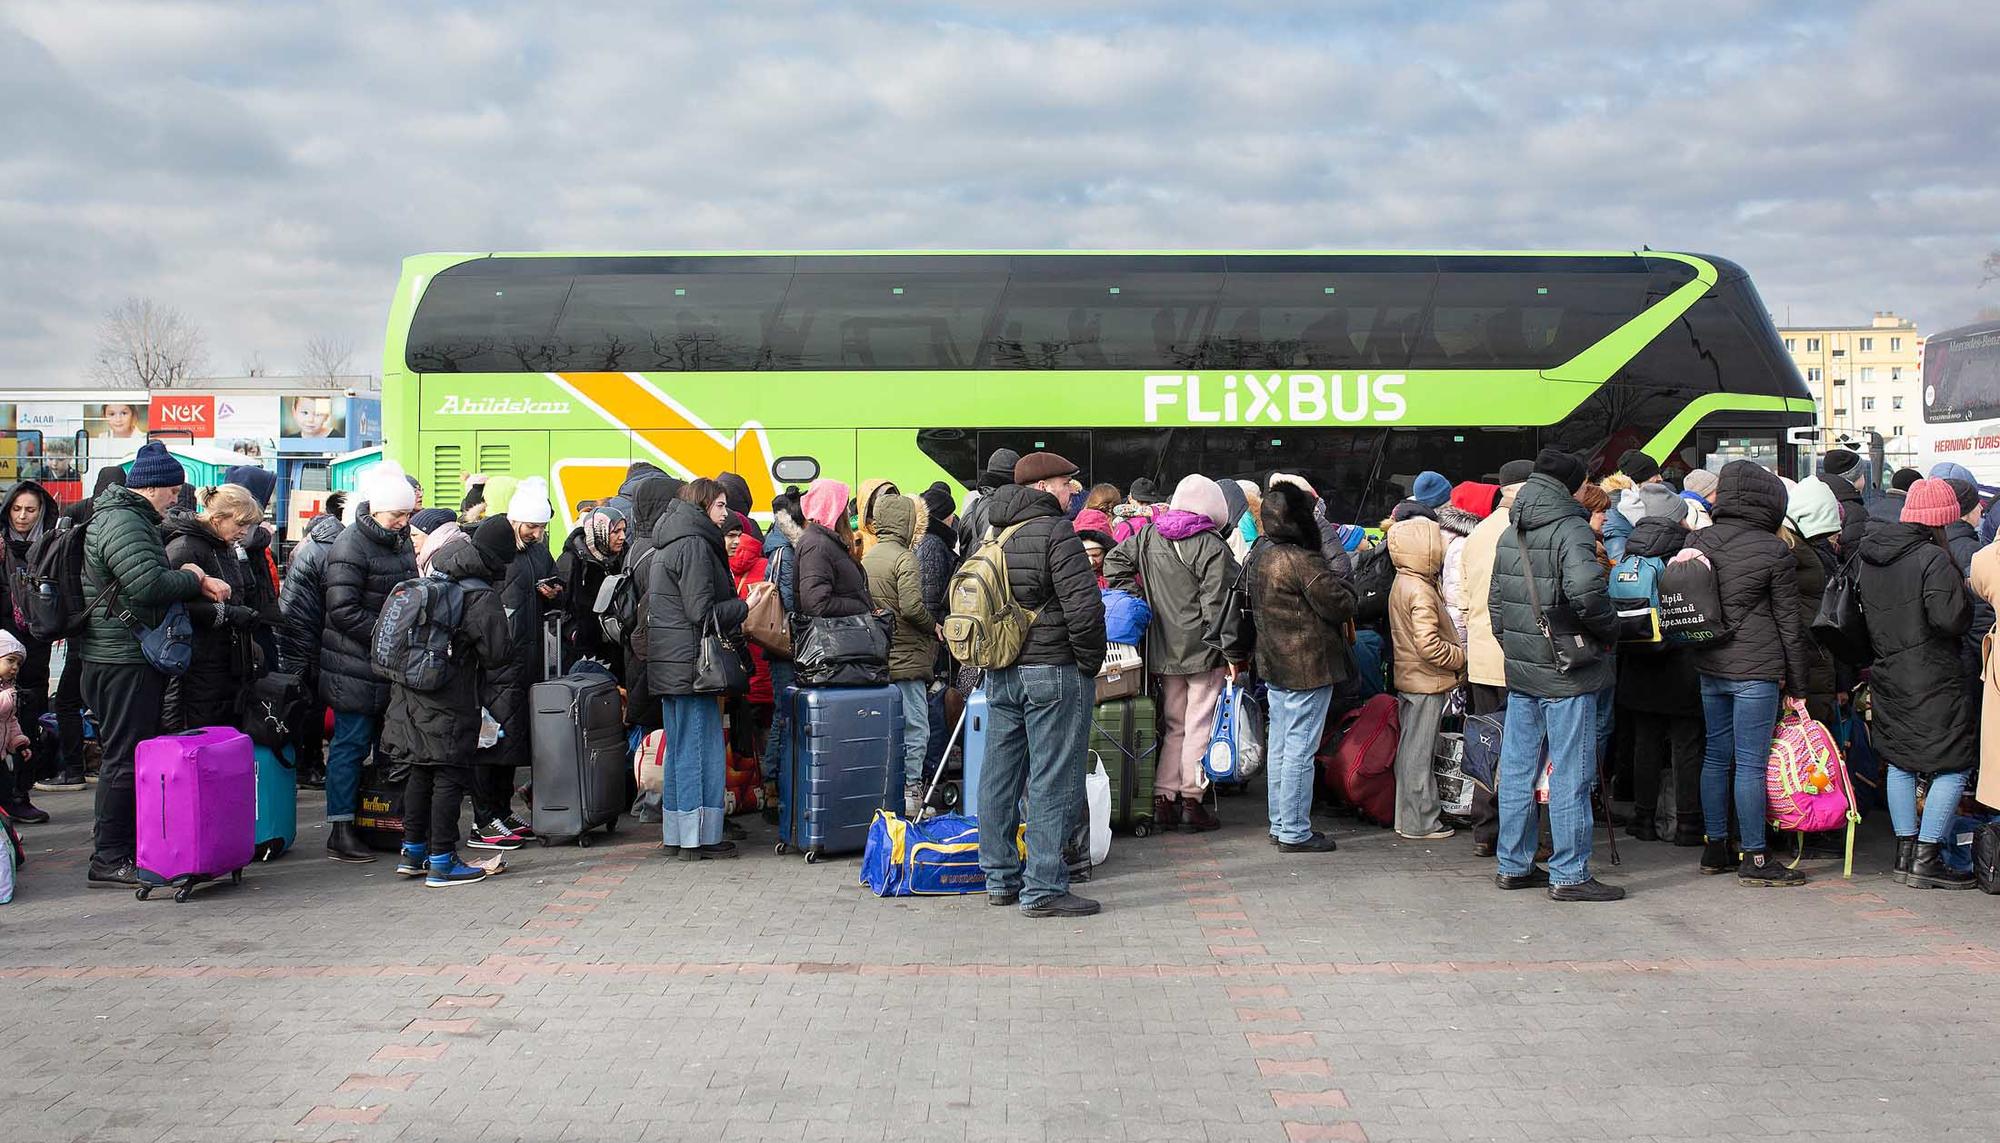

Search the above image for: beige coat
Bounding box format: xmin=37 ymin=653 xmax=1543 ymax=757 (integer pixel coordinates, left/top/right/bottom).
xmin=1971 ymin=543 xmax=2000 ymax=810
xmin=1387 ymin=518 xmax=1466 ymax=695
xmin=1461 ymin=482 xmax=1522 ymax=687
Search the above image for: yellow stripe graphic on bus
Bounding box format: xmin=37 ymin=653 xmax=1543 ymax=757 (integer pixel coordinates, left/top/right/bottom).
xmin=548 ymin=371 xmax=776 ymax=506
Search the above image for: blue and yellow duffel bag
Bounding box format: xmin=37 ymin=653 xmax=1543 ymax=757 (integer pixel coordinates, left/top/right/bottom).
xmin=860 ymin=811 xmax=989 ymax=897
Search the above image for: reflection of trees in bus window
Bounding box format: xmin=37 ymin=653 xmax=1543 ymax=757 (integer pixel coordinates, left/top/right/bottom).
xmin=980 ymin=262 xmax=1222 ymax=370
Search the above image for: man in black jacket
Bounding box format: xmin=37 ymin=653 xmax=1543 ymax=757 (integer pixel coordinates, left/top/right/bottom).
xmin=278 ymin=493 xmax=343 ymax=788
xmin=973 ymin=452 xmax=1107 ymax=919
xmin=1488 ymin=450 xmax=1623 ymax=902
xmin=953 ymin=448 xmax=1020 ymax=557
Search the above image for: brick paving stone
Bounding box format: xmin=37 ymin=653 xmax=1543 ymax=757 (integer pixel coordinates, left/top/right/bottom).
xmin=3 ymin=785 xmax=1999 ymax=1141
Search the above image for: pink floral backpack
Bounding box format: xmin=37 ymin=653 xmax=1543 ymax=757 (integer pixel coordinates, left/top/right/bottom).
xmin=1766 ymin=698 xmax=1860 ymax=877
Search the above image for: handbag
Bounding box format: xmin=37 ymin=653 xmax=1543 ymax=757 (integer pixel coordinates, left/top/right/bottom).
xmin=1810 ymin=553 xmax=1871 ymax=664
xmin=243 ymin=672 xmax=304 ymax=749
xmin=1203 ymin=557 xmax=1256 ymax=660
xmin=1513 ymin=520 xmax=1603 ymax=674
xmin=693 ymin=616 xmax=750 ymax=696
xmin=790 ymin=610 xmax=893 ymax=687
xmin=742 ymin=581 xmax=792 ymax=659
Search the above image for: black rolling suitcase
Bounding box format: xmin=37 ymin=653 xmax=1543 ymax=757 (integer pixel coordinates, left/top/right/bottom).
xmin=529 ymin=669 xmax=625 ymax=846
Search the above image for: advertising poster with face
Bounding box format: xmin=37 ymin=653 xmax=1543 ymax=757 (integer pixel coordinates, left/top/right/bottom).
xmin=279 ymin=394 xmax=347 ymax=452
xmin=87 ymin=400 xmax=149 ymax=443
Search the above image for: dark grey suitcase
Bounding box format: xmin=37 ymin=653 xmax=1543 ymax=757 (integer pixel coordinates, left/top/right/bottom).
xmin=529 ymin=671 xmax=625 ymax=846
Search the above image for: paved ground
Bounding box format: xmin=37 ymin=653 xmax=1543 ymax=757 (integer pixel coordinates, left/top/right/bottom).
xmin=3 ymin=781 xmax=1998 ymax=1143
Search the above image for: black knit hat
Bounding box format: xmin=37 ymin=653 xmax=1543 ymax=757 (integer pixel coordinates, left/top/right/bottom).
xmin=1497 ymin=459 xmax=1535 ymax=486
xmin=1534 ymin=448 xmax=1588 ymax=494
xmin=472 ymin=516 xmax=519 ymax=573
xmin=1128 ymin=476 xmax=1164 ymax=504
xmin=1821 ymin=448 xmax=1860 ymax=476
xmin=1616 ymin=448 xmax=1660 ymax=483
xmin=1890 ymin=467 xmax=1923 ymax=493
xmin=1946 ymin=477 xmax=1980 ymax=514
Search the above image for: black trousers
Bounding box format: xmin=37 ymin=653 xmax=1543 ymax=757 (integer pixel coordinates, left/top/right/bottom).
xmin=52 ymin=649 xmax=86 ymax=779
xmin=470 ymin=765 xmax=515 ymax=824
xmin=1630 ymin=711 xmax=1703 ymax=826
xmin=81 ymin=660 xmax=167 ymax=867
xmin=401 ymin=763 xmax=473 ymax=855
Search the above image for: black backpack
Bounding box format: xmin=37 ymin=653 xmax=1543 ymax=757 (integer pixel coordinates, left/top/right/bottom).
xmin=371 ymin=574 xmax=488 ymax=691
xmin=1350 ymin=543 xmax=1395 ymax=624
xmin=602 ymin=546 xmax=655 ymax=651
xmin=23 ymin=517 xmax=96 ymax=641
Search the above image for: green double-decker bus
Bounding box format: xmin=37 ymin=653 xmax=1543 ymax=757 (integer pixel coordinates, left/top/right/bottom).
xmin=381 ymin=250 xmax=1813 ymax=528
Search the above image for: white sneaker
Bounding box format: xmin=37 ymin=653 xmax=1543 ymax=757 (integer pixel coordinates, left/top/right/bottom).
xmin=1398 ymin=828 xmax=1457 ymax=841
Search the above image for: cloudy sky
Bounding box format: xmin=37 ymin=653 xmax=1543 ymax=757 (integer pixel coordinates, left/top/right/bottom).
xmin=3 ymin=0 xmax=1996 ymax=386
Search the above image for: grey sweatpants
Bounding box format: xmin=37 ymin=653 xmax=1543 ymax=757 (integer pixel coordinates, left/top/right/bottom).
xmin=1394 ymin=690 xmax=1449 ymax=836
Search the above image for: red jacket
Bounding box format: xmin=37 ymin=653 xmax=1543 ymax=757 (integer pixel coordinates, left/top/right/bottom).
xmin=731 ymin=543 xmax=773 ymax=706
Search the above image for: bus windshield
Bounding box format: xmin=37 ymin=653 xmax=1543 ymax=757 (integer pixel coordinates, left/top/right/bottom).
xmin=1923 ymin=320 xmax=2000 ymax=424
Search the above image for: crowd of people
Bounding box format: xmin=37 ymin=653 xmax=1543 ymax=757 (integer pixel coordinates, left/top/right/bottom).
xmin=4 ymin=436 xmax=1998 ymax=909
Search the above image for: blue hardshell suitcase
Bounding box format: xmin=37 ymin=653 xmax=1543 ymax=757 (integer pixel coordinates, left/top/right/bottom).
xmin=958 ymin=688 xmax=989 ymax=818
xmin=253 ymin=744 xmax=297 ymax=861
xmin=778 ymin=686 xmax=902 ymax=862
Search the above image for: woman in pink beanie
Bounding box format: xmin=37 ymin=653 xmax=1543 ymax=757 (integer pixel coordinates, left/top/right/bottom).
xmin=1854 ymin=477 xmax=1979 ymax=888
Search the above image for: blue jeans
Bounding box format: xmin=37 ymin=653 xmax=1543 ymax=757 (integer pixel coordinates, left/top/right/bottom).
xmin=1497 ymin=692 xmax=1598 ymax=887
xmin=1265 ymin=685 xmax=1331 ymax=844
xmin=325 ymin=711 xmax=378 ymax=823
xmin=977 ymin=664 xmax=1090 ymax=908
xmin=762 ymin=664 xmax=794 ymax=783
xmin=1593 ymin=684 xmax=1617 ymax=769
xmin=1698 ymin=676 xmax=1780 ymax=853
xmin=1886 ymin=766 xmax=1969 ymax=843
xmin=660 ymin=696 xmax=724 ymax=848
xmin=893 ymin=680 xmax=931 ymax=788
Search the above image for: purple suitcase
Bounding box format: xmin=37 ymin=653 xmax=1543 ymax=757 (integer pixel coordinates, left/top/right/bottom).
xmin=135 ymin=728 xmax=255 ymax=901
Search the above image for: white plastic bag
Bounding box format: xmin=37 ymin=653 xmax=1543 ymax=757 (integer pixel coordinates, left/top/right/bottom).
xmin=1086 ymin=753 xmax=1112 ymax=866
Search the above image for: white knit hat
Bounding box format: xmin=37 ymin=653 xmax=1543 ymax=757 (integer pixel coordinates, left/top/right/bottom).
xmin=359 ymin=461 xmax=416 ymax=514
xmin=508 ymin=477 xmax=553 ymax=525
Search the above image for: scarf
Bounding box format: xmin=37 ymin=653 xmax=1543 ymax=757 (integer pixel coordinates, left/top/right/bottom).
xmin=581 ymin=504 xmax=627 ymax=564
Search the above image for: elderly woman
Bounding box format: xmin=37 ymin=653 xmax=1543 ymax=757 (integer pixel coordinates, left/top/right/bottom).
xmin=161 ymin=484 xmax=281 ymax=730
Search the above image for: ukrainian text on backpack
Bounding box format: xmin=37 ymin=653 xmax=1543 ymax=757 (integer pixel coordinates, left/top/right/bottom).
xmin=942 ymin=523 xmax=1037 ymax=670
xmin=1657 ymin=548 xmax=1728 ymax=645
xmin=24 ymin=518 xmax=94 ymax=641
xmin=371 ymin=575 xmax=472 ymax=691
xmin=1608 ymin=552 xmax=1665 ymax=645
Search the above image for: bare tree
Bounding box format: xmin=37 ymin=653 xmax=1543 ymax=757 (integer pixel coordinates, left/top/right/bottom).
xmin=300 ymin=335 xmax=354 ymax=386
xmin=90 ymin=297 xmax=207 ymax=389
xmin=1984 ymin=249 xmax=2000 ymax=288
xmin=242 ymin=352 xmax=268 ymax=378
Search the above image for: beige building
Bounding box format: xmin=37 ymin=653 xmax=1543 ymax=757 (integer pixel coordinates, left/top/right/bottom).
xmin=1778 ymin=312 xmax=1924 ymax=454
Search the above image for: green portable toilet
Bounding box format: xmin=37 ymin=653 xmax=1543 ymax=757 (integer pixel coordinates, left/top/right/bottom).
xmin=328 ymin=446 xmax=384 ymax=492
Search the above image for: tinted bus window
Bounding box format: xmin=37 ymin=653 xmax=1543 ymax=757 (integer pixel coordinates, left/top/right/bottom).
xmin=773 ymin=270 xmax=1006 ymax=370
xmin=1421 ymin=257 xmax=1652 ymax=368
xmin=1204 ymin=265 xmax=1436 ymax=370
xmin=407 ymin=265 xmax=571 ymax=373
xmin=552 ymin=272 xmax=790 ymax=371
xmin=982 ymin=257 xmax=1226 ymax=369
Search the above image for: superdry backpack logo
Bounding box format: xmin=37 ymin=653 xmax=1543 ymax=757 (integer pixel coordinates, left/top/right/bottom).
xmin=372 ymin=575 xmax=479 ymax=691
xmin=943 ymin=522 xmax=1038 ymax=670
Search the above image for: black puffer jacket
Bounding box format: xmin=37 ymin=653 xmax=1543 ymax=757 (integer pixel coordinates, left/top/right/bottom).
xmin=645 ymin=500 xmax=749 ymax=697
xmin=1488 ymin=473 xmax=1616 ymax=697
xmin=1943 ymin=520 xmax=1992 ymax=689
xmin=381 ymin=540 xmax=521 ymax=765
xmin=1817 ymin=469 xmax=1868 ymax=555
xmin=500 ymin=520 xmax=557 ymax=676
xmin=1686 ymin=462 xmax=1811 ymax=694
xmin=1788 ymin=532 xmax=1840 ymax=725
xmin=555 ymin=525 xmax=620 ymax=674
xmin=278 ymin=513 xmax=342 ymax=676
xmin=318 ymin=513 xmax=417 ymax=714
xmin=1857 ymin=522 xmax=1975 ymax=775
xmin=1614 ymin=517 xmax=1699 ymax=717
xmin=162 ymin=511 xmax=273 ymax=726
xmin=795 ymin=522 xmax=871 ymax=618
xmin=619 ymin=475 xmax=684 ymax=728
xmin=980 ymin=484 xmax=1106 ymax=676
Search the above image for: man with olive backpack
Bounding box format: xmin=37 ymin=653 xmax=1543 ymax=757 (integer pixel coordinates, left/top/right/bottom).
xmin=947 ymin=452 xmax=1105 ymax=919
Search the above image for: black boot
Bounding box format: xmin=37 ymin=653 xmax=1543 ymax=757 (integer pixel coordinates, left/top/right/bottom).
xmin=1892 ymin=836 xmax=1916 ymax=885
xmin=1625 ymin=814 xmax=1659 ymax=842
xmin=326 ymin=822 xmax=377 ymax=863
xmin=1699 ymin=837 xmax=1732 ymax=875
xmin=1908 ymin=842 xmax=1976 ymax=890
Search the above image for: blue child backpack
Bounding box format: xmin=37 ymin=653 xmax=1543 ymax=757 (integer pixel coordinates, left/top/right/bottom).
xmin=1607 ymin=552 xmax=1665 ymax=645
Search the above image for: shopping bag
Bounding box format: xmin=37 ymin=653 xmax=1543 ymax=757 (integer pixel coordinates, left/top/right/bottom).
xmin=1086 ymin=754 xmax=1112 ymax=866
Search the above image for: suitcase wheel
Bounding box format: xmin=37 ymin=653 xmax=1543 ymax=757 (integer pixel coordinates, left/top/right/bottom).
xmin=577 ymin=834 xmax=592 ymax=849
xmin=603 ymin=818 xmax=617 ymax=835
xmin=774 ymin=842 xmax=788 ymax=855
xmin=135 ymin=886 xmax=151 ymax=901
xmin=174 ymin=885 xmax=194 ymax=903
xmin=804 ymin=849 xmax=820 ymax=865
xmin=1132 ymin=822 xmax=1151 ymax=838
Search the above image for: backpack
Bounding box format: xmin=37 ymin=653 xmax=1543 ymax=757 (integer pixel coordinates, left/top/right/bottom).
xmin=371 ymin=574 xmax=488 ymax=691
xmin=1350 ymin=544 xmax=1394 ymax=623
xmin=942 ymin=522 xmax=1038 ymax=670
xmin=600 ymin=546 xmax=655 ymax=649
xmin=1316 ymin=693 xmax=1398 ymax=827
xmin=1811 ymin=554 xmax=1871 ymax=664
xmin=1607 ymin=552 xmax=1665 ymax=645
xmin=23 ymin=517 xmax=94 ymax=641
xmin=1656 ymin=548 xmax=1728 ymax=645
xmin=1765 ymin=699 xmax=1859 ymax=877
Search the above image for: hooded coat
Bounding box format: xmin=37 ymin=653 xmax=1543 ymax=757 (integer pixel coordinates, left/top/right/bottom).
xmin=860 ymin=494 xmax=938 ymax=680
xmin=277 ymin=513 xmax=343 ymax=676
xmin=318 ymin=512 xmax=417 ymax=714
xmin=795 ymin=520 xmax=872 ymax=619
xmin=1856 ymin=522 xmax=1976 ymax=776
xmin=1613 ymin=517 xmax=1701 ymax=717
xmin=1461 ymin=482 xmax=1522 ymax=688
xmin=1487 ymin=473 xmax=1617 ymax=697
xmin=1387 ymin=518 xmax=1465 ymax=695
xmin=2 ymin=479 xmax=58 ymax=638
xmin=979 ymin=484 xmax=1107 ymax=676
xmin=716 ymin=472 xmax=763 ymax=542
xmin=1102 ymin=510 xmax=1237 ymax=677
xmin=79 ymin=484 xmax=203 ymax=667
xmin=1816 ymin=469 xmax=1869 ymax=556
xmin=1685 ymin=461 xmax=1812 ymax=693
xmin=763 ymin=512 xmax=802 ymax=614
xmin=1247 ymin=483 xmax=1356 ymax=692
xmin=161 ymin=509 xmax=278 ymax=726
xmin=855 ymin=479 xmax=899 ymax=560
xmin=645 ymin=499 xmax=749 ymax=697
xmin=380 ymin=539 xmax=520 ymax=765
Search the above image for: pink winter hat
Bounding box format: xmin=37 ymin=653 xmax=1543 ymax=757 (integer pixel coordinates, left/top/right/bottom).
xmin=1900 ymin=478 xmax=1961 ymax=527
xmin=800 ymin=479 xmax=852 ymax=530
xmin=1170 ymin=474 xmax=1230 ymax=529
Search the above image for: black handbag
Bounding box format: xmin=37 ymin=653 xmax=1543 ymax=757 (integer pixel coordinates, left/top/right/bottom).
xmin=243 ymin=672 xmax=304 ymax=749
xmin=789 ymin=610 xmax=893 ymax=687
xmin=693 ymin=616 xmax=751 ymax=696
xmin=1514 ymin=520 xmax=1604 ymax=674
xmin=1811 ymin=553 xmax=1872 ymax=664
xmin=1202 ymin=548 xmax=1257 ymax=661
